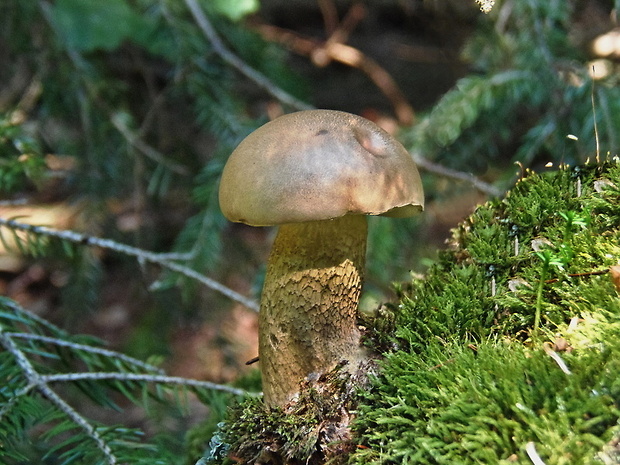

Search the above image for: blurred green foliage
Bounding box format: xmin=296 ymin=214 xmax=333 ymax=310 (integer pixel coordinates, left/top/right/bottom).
xmin=0 ymin=114 xmax=46 ymax=194
xmin=50 ymin=0 xmax=150 ymax=52
xmin=404 ymin=0 xmax=620 ymax=178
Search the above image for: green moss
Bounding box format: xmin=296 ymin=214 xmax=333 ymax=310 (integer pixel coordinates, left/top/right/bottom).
xmin=208 ymin=161 xmax=620 ymax=465
xmin=354 ymin=336 xmax=620 ymax=464
xmin=352 ymin=161 xmax=620 ymax=464
xmin=206 ymin=363 xmax=361 ymax=465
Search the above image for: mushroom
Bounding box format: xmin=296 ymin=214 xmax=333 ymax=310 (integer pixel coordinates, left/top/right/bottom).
xmin=219 ymin=110 xmax=424 ymax=407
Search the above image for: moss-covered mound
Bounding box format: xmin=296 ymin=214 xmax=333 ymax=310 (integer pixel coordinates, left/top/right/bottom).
xmin=205 ymin=161 xmax=620 ymax=465
xmin=352 ymin=161 xmax=620 ymax=464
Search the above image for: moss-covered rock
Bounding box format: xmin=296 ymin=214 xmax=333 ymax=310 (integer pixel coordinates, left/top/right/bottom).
xmin=206 ymin=161 xmax=620 ymax=465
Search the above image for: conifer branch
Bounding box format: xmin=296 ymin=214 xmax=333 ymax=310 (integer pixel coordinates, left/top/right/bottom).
xmin=0 ymin=297 xmax=257 ymax=462
xmin=6 ymin=332 xmax=166 ymax=375
xmin=0 ymin=383 xmax=35 ymax=421
xmin=0 ymin=296 xmax=63 ymax=333
xmin=0 ymin=217 xmax=260 ymax=311
xmin=40 ymin=372 xmax=256 ymax=397
xmin=411 ymin=152 xmax=503 ymax=197
xmin=39 ymin=0 xmax=498 ymax=202
xmin=183 ymin=0 xmax=312 ymax=111
xmin=0 ymin=324 xmax=119 ymax=465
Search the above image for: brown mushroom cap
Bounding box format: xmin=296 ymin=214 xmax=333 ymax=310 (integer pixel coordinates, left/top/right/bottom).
xmin=219 ymin=110 xmax=424 ymax=226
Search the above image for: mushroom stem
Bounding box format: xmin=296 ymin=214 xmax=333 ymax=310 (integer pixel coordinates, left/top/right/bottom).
xmin=259 ymin=214 xmax=368 ymax=407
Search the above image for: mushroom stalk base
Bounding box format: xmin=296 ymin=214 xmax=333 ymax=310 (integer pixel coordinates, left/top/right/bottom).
xmin=259 ymin=215 xmax=368 ymax=408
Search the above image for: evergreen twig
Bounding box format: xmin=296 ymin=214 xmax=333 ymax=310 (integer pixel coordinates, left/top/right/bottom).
xmin=0 ymin=297 xmax=257 ymax=461
xmin=6 ymin=332 xmax=166 ymax=375
xmin=0 ymin=383 xmax=35 ymax=422
xmin=0 ymin=217 xmax=260 ymax=311
xmin=0 ymin=324 xmax=119 ymax=465
xmin=40 ymin=372 xmax=256 ymax=397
